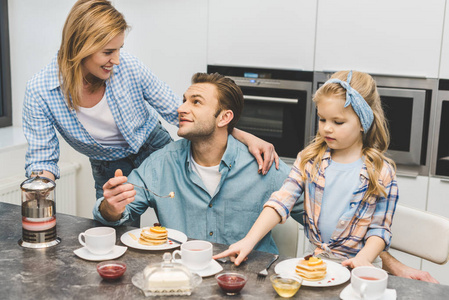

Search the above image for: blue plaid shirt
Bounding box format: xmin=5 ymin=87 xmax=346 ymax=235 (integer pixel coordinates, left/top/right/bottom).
xmin=23 ymin=52 xmax=181 ymax=178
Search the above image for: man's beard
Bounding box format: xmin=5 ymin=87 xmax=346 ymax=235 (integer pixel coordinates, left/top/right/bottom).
xmin=178 ymin=122 xmax=216 ymax=141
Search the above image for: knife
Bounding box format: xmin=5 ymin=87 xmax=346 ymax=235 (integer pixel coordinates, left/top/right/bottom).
xmin=168 ymin=237 xmax=183 ymax=244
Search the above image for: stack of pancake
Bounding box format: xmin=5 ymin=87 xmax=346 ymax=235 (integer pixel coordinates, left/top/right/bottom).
xmin=295 ymin=257 xmax=327 ymax=281
xmin=138 ymin=226 xmax=168 ymax=246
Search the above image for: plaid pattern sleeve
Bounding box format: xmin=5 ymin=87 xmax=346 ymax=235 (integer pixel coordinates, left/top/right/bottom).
xmin=264 ymin=152 xmax=305 ymax=223
xmin=363 ymin=163 xmax=399 ymax=250
xmin=22 ymin=52 xmax=181 ymax=178
xmin=23 ymin=81 xmax=61 ymax=178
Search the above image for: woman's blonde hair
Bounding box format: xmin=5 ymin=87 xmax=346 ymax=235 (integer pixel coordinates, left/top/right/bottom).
xmin=58 ymin=0 xmax=129 ymax=109
xmin=299 ymin=70 xmax=396 ymax=201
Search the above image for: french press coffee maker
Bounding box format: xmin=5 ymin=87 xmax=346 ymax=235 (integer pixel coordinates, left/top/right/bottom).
xmin=18 ymin=172 xmax=61 ymax=248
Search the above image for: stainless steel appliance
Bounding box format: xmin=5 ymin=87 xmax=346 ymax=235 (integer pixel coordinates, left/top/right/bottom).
xmin=431 ymin=79 xmax=449 ymax=177
xmin=314 ymin=72 xmax=438 ymax=176
xmin=19 ymin=172 xmax=61 ymax=248
xmin=208 ymin=65 xmax=314 ymax=163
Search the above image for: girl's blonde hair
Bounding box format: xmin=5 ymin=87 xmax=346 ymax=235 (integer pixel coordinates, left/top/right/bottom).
xmin=299 ymin=70 xmax=396 ymax=201
xmin=58 ymin=0 xmax=129 ymax=109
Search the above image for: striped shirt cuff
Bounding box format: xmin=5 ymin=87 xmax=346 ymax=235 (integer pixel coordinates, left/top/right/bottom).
xmin=264 ymin=199 xmax=290 ymax=224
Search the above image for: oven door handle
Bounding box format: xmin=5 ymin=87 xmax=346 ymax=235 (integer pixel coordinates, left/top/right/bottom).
xmin=243 ymin=95 xmax=298 ymax=104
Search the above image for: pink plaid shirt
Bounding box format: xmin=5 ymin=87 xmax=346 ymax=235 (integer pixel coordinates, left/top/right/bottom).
xmin=265 ymin=149 xmax=399 ymax=259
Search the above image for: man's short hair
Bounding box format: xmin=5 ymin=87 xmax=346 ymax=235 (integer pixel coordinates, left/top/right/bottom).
xmin=191 ymin=72 xmax=244 ymax=134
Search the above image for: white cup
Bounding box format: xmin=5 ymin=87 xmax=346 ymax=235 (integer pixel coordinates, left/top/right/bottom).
xmin=351 ymin=266 xmax=388 ymax=300
xmin=78 ymin=227 xmax=116 ymax=255
xmin=173 ymin=240 xmax=213 ymax=270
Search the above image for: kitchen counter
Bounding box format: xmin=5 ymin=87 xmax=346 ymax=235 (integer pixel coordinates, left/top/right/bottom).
xmin=1 ymin=202 xmax=448 ymax=299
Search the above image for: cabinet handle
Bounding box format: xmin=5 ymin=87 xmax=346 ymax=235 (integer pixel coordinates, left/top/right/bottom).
xmin=440 ymin=178 xmax=449 ymax=183
xmin=243 ymin=95 xmax=298 ymax=104
xmin=396 ymin=171 xmax=419 ymax=178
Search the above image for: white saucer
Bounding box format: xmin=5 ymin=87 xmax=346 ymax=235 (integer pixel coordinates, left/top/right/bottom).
xmin=340 ymin=284 xmax=397 ymax=300
xmin=174 ymin=259 xmax=223 ymax=277
xmin=73 ymin=245 xmax=127 ymax=261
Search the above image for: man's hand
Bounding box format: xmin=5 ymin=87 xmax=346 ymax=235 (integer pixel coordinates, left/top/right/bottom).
xmin=394 ymin=264 xmax=439 ymax=284
xmin=99 ymin=169 xmax=136 ymax=222
xmin=380 ymin=251 xmax=439 ymax=284
xmin=212 ymin=238 xmax=255 ymax=266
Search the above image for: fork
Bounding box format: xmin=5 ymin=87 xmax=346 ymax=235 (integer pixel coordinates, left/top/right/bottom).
xmin=257 ymin=254 xmax=279 ymax=281
xmin=126 ymin=182 xmax=175 ymax=198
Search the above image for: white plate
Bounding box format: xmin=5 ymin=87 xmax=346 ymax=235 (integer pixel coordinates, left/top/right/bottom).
xmin=274 ymin=258 xmax=350 ymax=287
xmin=120 ymin=228 xmax=187 ymax=250
xmin=174 ymin=259 xmax=223 ymax=277
xmin=74 ymin=245 xmax=127 ymax=261
xmin=340 ymin=284 xmax=397 ymax=300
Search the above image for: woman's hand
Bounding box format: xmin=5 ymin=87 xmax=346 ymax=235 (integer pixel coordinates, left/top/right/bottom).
xmin=213 ymin=238 xmax=256 ymax=266
xmin=231 ymin=128 xmax=280 ymax=174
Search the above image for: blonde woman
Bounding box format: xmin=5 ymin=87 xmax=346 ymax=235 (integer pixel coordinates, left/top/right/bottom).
xmin=216 ymin=70 xmax=399 ymax=268
xmin=22 ymin=0 xmax=278 ymax=205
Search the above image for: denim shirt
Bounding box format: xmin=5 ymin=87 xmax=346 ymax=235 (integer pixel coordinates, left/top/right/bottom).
xmin=93 ymin=135 xmax=292 ymax=254
xmin=23 ymin=52 xmax=181 ymax=178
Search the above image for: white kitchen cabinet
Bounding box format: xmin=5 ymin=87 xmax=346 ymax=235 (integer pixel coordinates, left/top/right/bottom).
xmin=208 ymin=0 xmax=317 ymax=70
xmin=115 ymin=0 xmax=208 ymax=96
xmin=427 ymin=177 xmax=449 ymax=219
xmin=315 ymin=0 xmax=445 ymax=78
xmin=395 ymin=175 xmax=428 ymax=210
xmin=439 ymin=2 xmax=449 ymax=79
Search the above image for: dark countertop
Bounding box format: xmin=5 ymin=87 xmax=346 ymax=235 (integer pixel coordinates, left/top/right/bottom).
xmin=1 ymin=201 xmax=448 ymax=299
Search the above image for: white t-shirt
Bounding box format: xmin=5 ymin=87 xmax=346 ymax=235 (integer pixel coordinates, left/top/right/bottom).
xmin=190 ymin=154 xmax=221 ymax=197
xmin=76 ymin=93 xmax=128 ymax=147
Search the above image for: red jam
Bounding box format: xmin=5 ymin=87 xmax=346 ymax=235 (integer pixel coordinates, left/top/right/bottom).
xmin=97 ymin=263 xmax=126 ymax=280
xmin=216 ymin=274 xmax=247 ymax=294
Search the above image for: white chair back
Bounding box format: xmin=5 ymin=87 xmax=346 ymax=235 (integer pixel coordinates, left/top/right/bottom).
xmin=272 ymin=216 xmax=299 ymax=257
xmin=390 ymin=204 xmax=449 ymax=265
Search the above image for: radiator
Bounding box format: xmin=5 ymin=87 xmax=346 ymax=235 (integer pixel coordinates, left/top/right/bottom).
xmin=0 ymin=162 xmax=80 ymax=215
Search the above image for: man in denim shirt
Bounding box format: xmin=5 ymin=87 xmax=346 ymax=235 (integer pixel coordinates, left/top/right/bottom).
xmin=93 ymin=72 xmax=295 ymax=254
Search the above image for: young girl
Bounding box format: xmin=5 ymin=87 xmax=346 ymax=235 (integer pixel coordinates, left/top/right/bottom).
xmin=215 ymin=70 xmax=398 ymax=268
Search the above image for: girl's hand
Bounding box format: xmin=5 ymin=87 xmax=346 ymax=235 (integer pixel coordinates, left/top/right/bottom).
xmin=212 ymin=238 xmax=255 ymax=266
xmin=341 ymin=257 xmax=373 ymax=269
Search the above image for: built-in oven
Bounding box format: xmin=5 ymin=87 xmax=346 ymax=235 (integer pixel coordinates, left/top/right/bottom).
xmin=314 ymin=72 xmax=438 ymax=176
xmin=208 ymin=65 xmax=314 ymax=162
xmin=431 ymin=79 xmax=449 ymax=177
